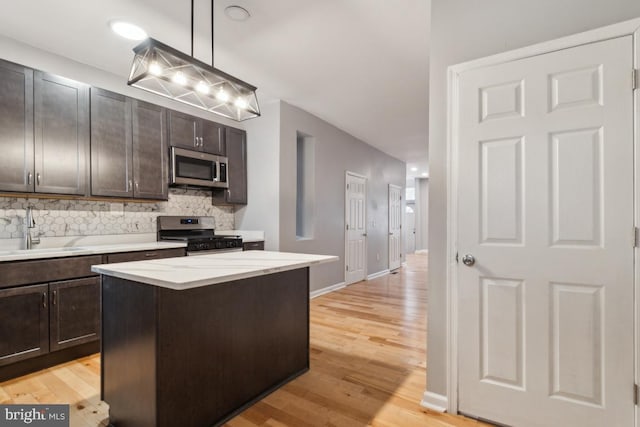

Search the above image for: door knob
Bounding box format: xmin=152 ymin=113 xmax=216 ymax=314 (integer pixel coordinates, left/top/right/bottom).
xmin=462 ymin=254 xmax=475 ymax=266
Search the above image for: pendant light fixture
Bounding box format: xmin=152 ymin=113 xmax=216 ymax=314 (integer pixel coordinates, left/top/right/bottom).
xmin=127 ymin=0 xmax=260 ymax=121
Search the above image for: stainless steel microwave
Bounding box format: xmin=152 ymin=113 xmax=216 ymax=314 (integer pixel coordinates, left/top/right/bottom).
xmin=170 ymin=147 xmax=228 ymax=188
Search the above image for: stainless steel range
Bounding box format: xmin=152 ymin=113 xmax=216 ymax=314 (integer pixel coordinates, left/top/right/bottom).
xmin=157 ymin=216 xmax=243 ymax=255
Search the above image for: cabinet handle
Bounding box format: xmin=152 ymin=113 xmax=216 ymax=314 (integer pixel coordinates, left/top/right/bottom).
xmin=27 ymin=172 xmax=32 ymax=185
xmin=199 ymin=137 xmax=204 ymax=147
xmin=42 ymin=292 xmax=47 ymax=308
xmin=52 ymin=290 xmax=57 ymax=306
xmin=144 ymin=252 xmax=158 ymax=258
xmin=128 ymin=180 xmax=133 ymax=192
xmin=135 ymin=181 xmax=139 ymax=191
xmin=36 ymin=173 xmax=41 ymax=186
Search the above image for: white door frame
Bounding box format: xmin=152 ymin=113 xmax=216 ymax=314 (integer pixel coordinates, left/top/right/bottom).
xmin=345 ymin=171 xmax=367 ymax=284
xmin=445 ymin=17 xmax=640 ymax=418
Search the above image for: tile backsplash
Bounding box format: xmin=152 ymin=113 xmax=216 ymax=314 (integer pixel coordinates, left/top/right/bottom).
xmin=0 ymin=189 xmax=234 ymax=239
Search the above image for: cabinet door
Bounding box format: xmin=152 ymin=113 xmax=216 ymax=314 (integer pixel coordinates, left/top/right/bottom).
xmin=90 ymin=88 xmax=133 ymax=197
xmin=0 ymin=60 xmax=34 ymax=193
xmin=34 ymin=71 xmax=89 ymax=195
xmin=168 ymin=110 xmax=198 ymax=150
xmin=0 ymin=284 xmax=48 ymax=366
xmin=200 ymin=120 xmax=225 ymax=155
xmin=49 ymin=277 xmax=100 ymax=352
xmin=133 ymin=100 xmax=168 ymax=200
xmin=214 ymin=127 xmax=247 ymax=204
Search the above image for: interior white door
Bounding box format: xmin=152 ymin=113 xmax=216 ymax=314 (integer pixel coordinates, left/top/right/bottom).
xmin=345 ymin=172 xmax=367 ymax=284
xmin=405 ymin=204 xmax=416 ymax=255
xmin=389 ymin=184 xmax=402 ymax=270
xmin=456 ymin=36 xmax=634 ymax=427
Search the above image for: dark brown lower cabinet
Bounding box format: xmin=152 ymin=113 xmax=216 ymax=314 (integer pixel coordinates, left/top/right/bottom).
xmin=49 ymin=277 xmax=100 ymax=352
xmin=0 ymin=278 xmax=101 ymax=367
xmin=102 ymin=267 xmax=309 ymax=427
xmin=0 ymin=248 xmax=186 ymax=381
xmin=0 ymin=284 xmax=49 ymax=367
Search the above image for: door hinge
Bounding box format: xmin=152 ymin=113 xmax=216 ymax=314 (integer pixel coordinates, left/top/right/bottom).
xmin=634 ymin=383 xmax=639 ymax=405
xmin=347 ymin=183 xmax=350 ymax=190
xmin=634 ymin=227 xmax=639 ymax=248
xmin=455 ymin=252 xmax=459 ymax=263
xmin=633 ymin=69 xmax=638 ymax=90
xmin=346 ymin=223 xmax=350 ymax=230
xmin=346 ymin=265 xmax=349 ymax=272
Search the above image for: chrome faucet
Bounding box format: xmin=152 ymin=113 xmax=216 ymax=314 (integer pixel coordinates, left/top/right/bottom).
xmin=24 ymin=206 xmax=41 ymax=250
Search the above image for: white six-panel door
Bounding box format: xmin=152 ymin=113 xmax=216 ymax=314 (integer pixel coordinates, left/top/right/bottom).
xmin=456 ymin=36 xmax=634 ymax=427
xmin=345 ymin=172 xmax=367 ymax=284
xmin=389 ymin=184 xmax=402 ymax=270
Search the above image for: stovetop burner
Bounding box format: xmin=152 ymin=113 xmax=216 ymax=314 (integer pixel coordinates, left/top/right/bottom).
xmin=157 ymin=216 xmax=243 ymax=253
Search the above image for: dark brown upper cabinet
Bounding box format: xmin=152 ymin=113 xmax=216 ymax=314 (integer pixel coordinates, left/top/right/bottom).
xmin=91 ymin=88 xmax=168 ymax=200
xmin=34 ymin=72 xmax=90 ymax=195
xmin=213 ymin=127 xmax=247 ymax=205
xmin=132 ymin=100 xmax=168 ymax=200
xmin=0 ymin=60 xmax=89 ymax=195
xmin=168 ymin=110 xmax=225 ymax=156
xmin=0 ymin=60 xmax=33 ymax=193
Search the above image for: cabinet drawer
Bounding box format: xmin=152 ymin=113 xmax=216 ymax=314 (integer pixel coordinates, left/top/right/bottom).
xmin=0 ymin=255 xmax=102 ymax=289
xmin=106 ymin=248 xmax=186 ymax=263
xmin=243 ymin=241 xmax=264 ymax=251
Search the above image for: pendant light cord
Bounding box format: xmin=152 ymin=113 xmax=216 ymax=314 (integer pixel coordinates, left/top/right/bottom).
xmin=215 ymin=0 xmax=218 ymax=67
xmin=190 ymin=0 xmax=216 ymax=67
xmin=191 ymin=0 xmax=194 ymax=57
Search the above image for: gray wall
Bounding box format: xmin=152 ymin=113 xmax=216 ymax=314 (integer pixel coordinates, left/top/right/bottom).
xmin=428 ymin=0 xmax=640 ymax=396
xmin=279 ymin=101 xmax=406 ymax=292
xmin=235 ymin=101 xmax=281 ymax=250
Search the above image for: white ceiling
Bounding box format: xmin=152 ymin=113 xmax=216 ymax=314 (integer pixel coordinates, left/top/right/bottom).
xmin=0 ymin=0 xmax=429 ymax=179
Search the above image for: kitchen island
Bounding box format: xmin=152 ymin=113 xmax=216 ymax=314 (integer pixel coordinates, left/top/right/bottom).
xmin=92 ymin=251 xmax=337 ymax=427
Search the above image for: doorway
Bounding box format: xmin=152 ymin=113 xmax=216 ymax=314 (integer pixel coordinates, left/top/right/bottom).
xmin=388 ymin=184 xmax=402 ymax=271
xmin=345 ymin=172 xmax=367 ymax=284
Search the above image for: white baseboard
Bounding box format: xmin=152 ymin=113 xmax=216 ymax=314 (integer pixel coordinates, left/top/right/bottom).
xmin=367 ymin=269 xmax=390 ymax=280
xmin=420 ymin=391 xmax=447 ymax=413
xmin=310 ymin=282 xmax=346 ymax=299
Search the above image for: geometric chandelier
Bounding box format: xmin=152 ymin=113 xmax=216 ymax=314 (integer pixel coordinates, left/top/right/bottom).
xmin=127 ymin=1 xmax=260 ymax=121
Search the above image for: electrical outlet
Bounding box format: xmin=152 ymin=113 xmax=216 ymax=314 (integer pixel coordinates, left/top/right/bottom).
xmin=110 ymin=203 xmax=124 ymax=217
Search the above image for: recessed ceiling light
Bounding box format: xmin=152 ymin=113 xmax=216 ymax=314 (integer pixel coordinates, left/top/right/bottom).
xmin=410 ymin=167 xmax=418 ymax=172
xmin=110 ymin=21 xmax=148 ymax=41
xmin=421 ymin=172 xmax=428 ymax=177
xmin=224 ymin=5 xmax=251 ymax=22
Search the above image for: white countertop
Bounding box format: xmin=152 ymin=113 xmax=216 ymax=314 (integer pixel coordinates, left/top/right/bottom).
xmin=0 ymin=241 xmax=186 ymax=262
xmin=92 ymin=250 xmax=339 ymax=290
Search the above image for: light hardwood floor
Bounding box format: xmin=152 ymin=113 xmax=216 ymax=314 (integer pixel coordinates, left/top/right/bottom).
xmin=0 ymin=253 xmax=488 ymax=426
